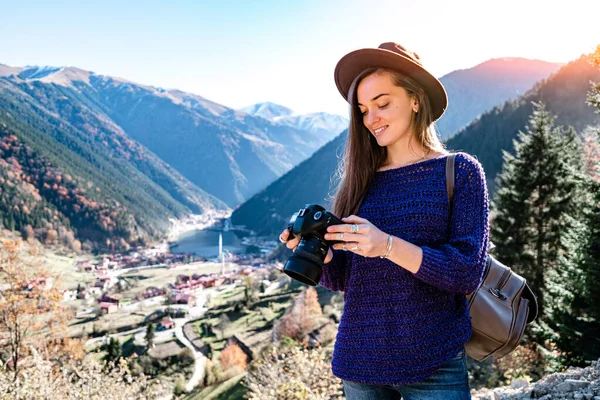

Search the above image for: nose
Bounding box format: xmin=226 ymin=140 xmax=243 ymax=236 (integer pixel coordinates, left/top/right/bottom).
xmin=365 ymin=109 xmax=380 ymax=128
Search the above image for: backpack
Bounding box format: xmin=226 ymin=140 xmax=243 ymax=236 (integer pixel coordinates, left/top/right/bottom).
xmin=446 ymin=154 xmax=538 ymax=361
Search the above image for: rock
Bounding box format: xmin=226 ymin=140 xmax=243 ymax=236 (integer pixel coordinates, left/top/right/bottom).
xmin=519 ymin=389 xmax=533 ymax=399
xmin=556 ymin=379 xmax=591 ymax=392
xmin=511 ymin=378 xmax=529 ymax=389
xmin=471 ymin=358 xmax=600 ymax=400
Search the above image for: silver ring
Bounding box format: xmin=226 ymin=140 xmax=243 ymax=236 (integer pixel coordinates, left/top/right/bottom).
xmin=351 ymin=245 xmax=360 ymax=252
xmin=342 ymin=244 xmax=347 ymax=251
xmin=279 ymin=235 xmax=286 ymax=243
xmin=338 ymin=233 xmax=344 ymax=240
xmin=351 ymin=224 xmax=359 ymax=233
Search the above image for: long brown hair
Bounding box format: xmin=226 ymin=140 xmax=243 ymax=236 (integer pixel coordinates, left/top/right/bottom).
xmin=330 ymin=68 xmax=446 ymax=218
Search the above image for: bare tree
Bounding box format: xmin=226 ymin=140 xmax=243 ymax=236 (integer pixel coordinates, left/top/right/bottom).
xmin=0 ymin=239 xmax=70 ymax=380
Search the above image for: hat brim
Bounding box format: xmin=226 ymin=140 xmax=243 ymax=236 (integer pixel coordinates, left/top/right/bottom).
xmin=334 ymin=48 xmax=448 ymax=122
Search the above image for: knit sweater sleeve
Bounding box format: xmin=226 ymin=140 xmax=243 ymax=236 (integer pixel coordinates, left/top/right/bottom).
xmin=413 ymin=153 xmax=490 ymax=295
xmin=319 ymin=248 xmax=349 ymax=292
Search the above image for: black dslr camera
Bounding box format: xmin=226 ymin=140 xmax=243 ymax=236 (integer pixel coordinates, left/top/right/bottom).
xmin=283 ymin=204 xmax=344 ymax=286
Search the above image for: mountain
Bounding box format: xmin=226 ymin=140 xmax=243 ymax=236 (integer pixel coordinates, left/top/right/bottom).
xmin=240 ymin=102 xmax=294 ymax=119
xmin=277 ymin=112 xmax=348 ymax=138
xmin=231 ymin=133 xmax=346 ymax=236
xmin=240 ymin=102 xmax=348 ymax=153
xmin=0 ymin=74 xmax=227 ymax=250
xmin=0 ymin=63 xmax=22 ymax=77
xmin=445 ymin=54 xmax=600 ymax=189
xmin=436 ymin=58 xmax=563 ymax=139
xmin=17 ymin=66 xmax=63 ymax=80
xmin=242 ymin=102 xmax=348 ymax=138
xmin=231 ymin=54 xmax=600 ymax=237
xmin=1 ymin=67 xmax=344 ymax=207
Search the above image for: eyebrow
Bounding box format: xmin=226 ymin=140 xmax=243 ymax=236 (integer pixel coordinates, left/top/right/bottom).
xmin=357 ymin=93 xmax=389 ymax=106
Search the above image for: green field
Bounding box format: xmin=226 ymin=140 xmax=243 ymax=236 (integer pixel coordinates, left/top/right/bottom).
xmin=192 ymin=289 xmax=298 ymax=359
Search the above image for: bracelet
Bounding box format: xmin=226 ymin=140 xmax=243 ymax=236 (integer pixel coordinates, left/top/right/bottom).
xmin=380 ymin=234 xmax=393 ymax=259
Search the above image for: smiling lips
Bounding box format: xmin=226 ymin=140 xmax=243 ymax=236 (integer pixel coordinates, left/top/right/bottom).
xmin=373 ymin=125 xmax=388 ymax=136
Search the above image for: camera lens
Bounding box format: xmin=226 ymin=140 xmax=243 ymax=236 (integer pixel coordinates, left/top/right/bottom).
xmin=283 ymin=236 xmax=327 ymax=286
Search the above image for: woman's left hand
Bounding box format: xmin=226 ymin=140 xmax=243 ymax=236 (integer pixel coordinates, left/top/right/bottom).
xmin=324 ymin=215 xmax=389 ymax=257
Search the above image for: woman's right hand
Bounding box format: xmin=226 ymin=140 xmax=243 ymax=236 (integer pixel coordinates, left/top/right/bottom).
xmin=278 ymin=230 xmax=334 ymax=264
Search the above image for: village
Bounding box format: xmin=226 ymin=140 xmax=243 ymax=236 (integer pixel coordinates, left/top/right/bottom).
xmin=35 ymin=217 xmax=302 ymax=393
xmin=3 ymin=213 xmax=339 ymax=397
xmin=55 ymin=212 xmax=279 ymax=317
xmin=68 ymin=245 xmax=281 ymax=314
xmin=55 ymin=217 xmax=283 ymax=322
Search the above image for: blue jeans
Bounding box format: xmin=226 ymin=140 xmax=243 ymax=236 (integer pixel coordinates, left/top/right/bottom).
xmin=343 ymin=349 xmax=470 ymax=400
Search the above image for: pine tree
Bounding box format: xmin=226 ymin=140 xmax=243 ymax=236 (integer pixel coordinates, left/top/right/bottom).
xmin=104 ymin=337 xmax=121 ymax=368
xmin=491 ymin=102 xmax=585 ymax=338
xmin=556 ymin=180 xmax=600 ymax=365
xmin=555 ymin=47 xmax=600 ymax=365
xmin=587 ymin=45 xmax=600 ymax=112
xmin=217 ymin=314 xmax=231 ymax=339
xmin=145 ymin=323 xmax=155 ymax=350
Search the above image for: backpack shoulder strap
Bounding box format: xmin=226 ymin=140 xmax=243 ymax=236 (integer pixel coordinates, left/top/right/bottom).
xmin=446 ymin=153 xmax=457 ymax=206
xmin=446 ymin=153 xmax=498 ymax=254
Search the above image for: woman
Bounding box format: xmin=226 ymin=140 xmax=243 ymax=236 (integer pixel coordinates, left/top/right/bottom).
xmin=280 ymin=42 xmax=489 ymax=399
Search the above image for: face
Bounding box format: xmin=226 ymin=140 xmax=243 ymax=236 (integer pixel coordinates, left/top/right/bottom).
xmin=356 ymin=71 xmax=418 ymax=148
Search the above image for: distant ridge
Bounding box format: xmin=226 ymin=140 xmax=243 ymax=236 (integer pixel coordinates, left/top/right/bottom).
xmin=240 ymin=102 xmax=294 ymax=119
xmin=437 ymin=57 xmax=563 ymax=138
xmin=241 ymin=102 xmax=348 ymax=142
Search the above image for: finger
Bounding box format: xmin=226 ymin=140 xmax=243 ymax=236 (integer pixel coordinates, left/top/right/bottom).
xmin=279 ymin=230 xmax=289 ymax=243
xmin=286 ymin=237 xmax=300 ymax=249
xmin=325 ymin=232 xmax=364 ymax=242
xmin=349 ymin=243 xmax=362 ymax=253
xmin=332 ymin=242 xmax=359 ymax=252
xmin=326 ymin=223 xmax=366 ymax=234
xmin=342 ymin=215 xmax=369 ymax=224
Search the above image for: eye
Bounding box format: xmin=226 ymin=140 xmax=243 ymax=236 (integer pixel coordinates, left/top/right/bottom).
xmin=379 ymin=103 xmax=390 ymax=109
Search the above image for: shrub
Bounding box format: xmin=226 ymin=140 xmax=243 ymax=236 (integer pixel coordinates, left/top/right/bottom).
xmin=244 ymin=346 xmax=343 ymax=400
xmin=173 ymin=376 xmax=186 ymax=396
xmin=0 ymin=350 xmax=167 ymax=399
xmin=220 ymin=343 xmax=247 ymax=371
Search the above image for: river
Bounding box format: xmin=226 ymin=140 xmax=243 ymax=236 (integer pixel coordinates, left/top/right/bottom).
xmin=170 ymin=228 xmax=249 ymax=258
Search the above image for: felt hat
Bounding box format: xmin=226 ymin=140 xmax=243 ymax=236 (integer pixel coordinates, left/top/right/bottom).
xmin=334 ymin=42 xmax=448 ymax=121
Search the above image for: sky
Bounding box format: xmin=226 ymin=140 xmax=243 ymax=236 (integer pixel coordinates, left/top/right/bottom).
xmin=0 ymin=0 xmax=598 ymax=117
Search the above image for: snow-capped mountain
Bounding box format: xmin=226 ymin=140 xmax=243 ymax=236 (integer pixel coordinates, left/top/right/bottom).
xmin=276 ymin=112 xmax=348 ymax=138
xmin=241 ymin=102 xmax=349 ymax=142
xmin=240 ymin=102 xmax=294 ymax=120
xmin=17 ymin=66 xmax=63 ymax=80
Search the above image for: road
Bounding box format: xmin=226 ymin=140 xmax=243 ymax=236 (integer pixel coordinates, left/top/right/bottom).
xmin=84 ymin=285 xmax=237 ymax=393
xmin=173 ymin=318 xmax=207 ymax=392
xmin=85 ymin=316 xmax=206 ymax=392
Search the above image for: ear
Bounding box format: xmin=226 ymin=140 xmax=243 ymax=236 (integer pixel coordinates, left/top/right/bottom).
xmin=412 ymin=97 xmax=419 ymax=113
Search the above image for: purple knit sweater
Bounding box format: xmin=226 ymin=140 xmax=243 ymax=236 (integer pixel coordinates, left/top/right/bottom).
xmin=320 ymin=152 xmax=490 ymax=385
